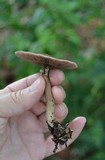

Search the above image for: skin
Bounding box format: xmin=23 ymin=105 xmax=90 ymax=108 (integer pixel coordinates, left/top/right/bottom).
xmin=0 ymin=69 xmax=86 ymax=160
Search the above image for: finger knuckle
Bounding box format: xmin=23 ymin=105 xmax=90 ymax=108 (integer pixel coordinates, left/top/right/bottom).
xmin=10 ymin=90 xmax=23 ymax=105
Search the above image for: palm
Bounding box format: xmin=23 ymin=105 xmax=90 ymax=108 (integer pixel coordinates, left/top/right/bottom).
xmin=2 ymin=110 xmax=48 ymax=160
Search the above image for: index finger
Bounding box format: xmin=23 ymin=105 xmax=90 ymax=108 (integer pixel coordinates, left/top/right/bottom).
xmin=2 ymin=69 xmax=65 ymax=94
xmin=49 ymin=69 xmax=65 ymax=86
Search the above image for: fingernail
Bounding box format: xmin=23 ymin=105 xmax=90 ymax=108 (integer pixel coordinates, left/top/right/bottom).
xmin=75 ymin=116 xmax=87 ymax=124
xmin=62 ymin=103 xmax=68 ymax=114
xmin=59 ymin=86 xmax=66 ymax=99
xmin=29 ymin=78 xmax=41 ymax=92
xmin=81 ymin=116 xmax=87 ymax=124
xmin=59 ymin=103 xmax=68 ymax=117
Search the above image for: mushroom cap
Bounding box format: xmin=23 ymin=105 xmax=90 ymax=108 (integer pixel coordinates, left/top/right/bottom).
xmin=15 ymin=51 xmax=78 ymax=70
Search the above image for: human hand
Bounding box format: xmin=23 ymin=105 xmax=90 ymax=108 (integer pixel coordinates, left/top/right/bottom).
xmin=0 ymin=69 xmax=86 ymax=160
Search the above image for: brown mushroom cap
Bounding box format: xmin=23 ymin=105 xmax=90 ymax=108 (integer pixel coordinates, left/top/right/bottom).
xmin=15 ymin=51 xmax=78 ymax=70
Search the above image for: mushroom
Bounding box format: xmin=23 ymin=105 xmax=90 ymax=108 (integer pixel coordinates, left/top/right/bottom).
xmin=15 ymin=51 xmax=77 ymax=152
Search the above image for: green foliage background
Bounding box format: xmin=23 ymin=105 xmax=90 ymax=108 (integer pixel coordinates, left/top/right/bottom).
xmin=0 ymin=0 xmax=105 ymax=159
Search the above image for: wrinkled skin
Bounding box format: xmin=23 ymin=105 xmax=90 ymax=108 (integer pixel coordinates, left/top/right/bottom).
xmin=0 ymin=69 xmax=86 ymax=160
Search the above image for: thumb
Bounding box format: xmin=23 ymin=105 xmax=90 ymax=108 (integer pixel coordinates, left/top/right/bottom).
xmin=0 ymin=76 xmax=45 ymax=118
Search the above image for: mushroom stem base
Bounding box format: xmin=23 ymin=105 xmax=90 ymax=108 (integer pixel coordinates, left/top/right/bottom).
xmin=40 ymin=66 xmax=73 ymax=153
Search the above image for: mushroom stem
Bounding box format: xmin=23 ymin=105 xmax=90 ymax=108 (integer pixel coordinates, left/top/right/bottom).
xmin=41 ymin=66 xmax=55 ymax=127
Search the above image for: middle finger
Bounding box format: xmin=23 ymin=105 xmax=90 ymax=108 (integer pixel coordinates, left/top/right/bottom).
xmin=31 ymin=85 xmax=66 ymax=116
